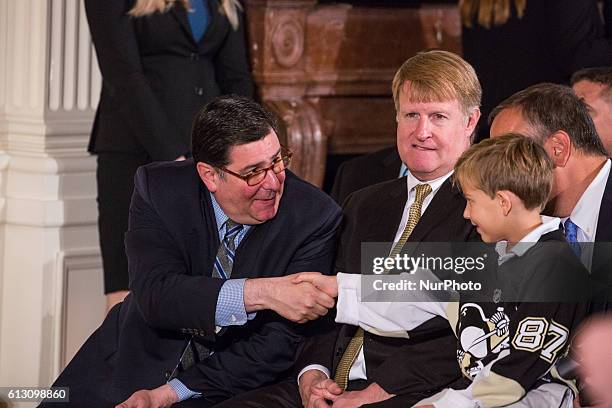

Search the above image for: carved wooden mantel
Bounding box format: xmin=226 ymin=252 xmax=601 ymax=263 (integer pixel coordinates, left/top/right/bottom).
xmin=244 ymin=0 xmax=461 ymax=186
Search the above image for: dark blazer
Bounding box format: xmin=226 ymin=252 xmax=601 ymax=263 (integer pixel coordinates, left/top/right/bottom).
xmin=48 ymin=161 xmax=342 ymax=406
xmin=330 ymin=146 xmax=402 ymax=205
xmin=84 ymin=0 xmax=254 ymax=160
xmin=462 ymin=0 xmax=612 ymax=141
xmin=591 ymin=162 xmax=612 ymax=313
xmin=605 ymin=0 xmax=612 ymax=38
xmin=297 ymin=176 xmax=480 ymax=406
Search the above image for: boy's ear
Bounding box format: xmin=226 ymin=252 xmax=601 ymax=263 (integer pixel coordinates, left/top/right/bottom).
xmin=496 ymin=190 xmax=513 ymax=216
xmin=196 ymin=161 xmax=219 ymax=193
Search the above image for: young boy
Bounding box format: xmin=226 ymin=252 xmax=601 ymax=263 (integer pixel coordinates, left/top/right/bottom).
xmin=297 ymin=134 xmax=589 ymax=407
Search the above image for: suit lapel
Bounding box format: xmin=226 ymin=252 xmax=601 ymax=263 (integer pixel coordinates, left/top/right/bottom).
xmin=593 ymin=167 xmax=612 ymax=283
xmin=380 ymin=148 xmax=402 ymax=180
xmin=362 ymin=179 xmax=408 ymax=242
xmin=199 ymin=0 xmax=222 ymax=49
xmin=231 ymin=223 xmax=267 ymax=279
xmin=170 ymin=2 xmax=196 ymax=43
xmin=188 ymin=187 xmax=219 ymax=277
xmin=409 ymin=178 xmax=461 ymax=243
xmin=595 ymin=165 xmax=612 ymax=242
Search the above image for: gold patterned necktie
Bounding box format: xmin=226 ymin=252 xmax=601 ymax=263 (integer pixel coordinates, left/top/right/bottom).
xmin=333 ymin=183 xmax=432 ymax=390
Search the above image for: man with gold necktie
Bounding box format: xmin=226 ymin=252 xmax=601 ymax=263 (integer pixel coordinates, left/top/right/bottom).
xmin=217 ymin=50 xmax=482 ymax=408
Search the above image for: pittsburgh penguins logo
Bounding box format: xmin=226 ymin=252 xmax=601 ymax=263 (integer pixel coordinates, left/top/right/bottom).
xmin=493 ymin=288 xmax=502 ymax=303
xmin=457 ymin=303 xmax=510 ymax=378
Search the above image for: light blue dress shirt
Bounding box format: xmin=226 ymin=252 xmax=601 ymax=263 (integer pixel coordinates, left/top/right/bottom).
xmin=169 ymin=193 xmax=256 ymax=401
xmin=399 ymin=162 xmax=409 ymax=178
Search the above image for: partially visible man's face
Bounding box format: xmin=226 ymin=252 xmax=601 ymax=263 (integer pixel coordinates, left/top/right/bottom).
xmin=573 ymin=80 xmax=612 ymax=156
xmin=489 ymin=107 xmax=535 ymax=139
xmin=576 ymin=318 xmax=612 ymax=406
xmin=210 ymin=131 xmax=285 ymax=225
xmin=490 ymin=107 xmax=562 ymax=211
xmin=396 ymin=82 xmax=479 ymax=181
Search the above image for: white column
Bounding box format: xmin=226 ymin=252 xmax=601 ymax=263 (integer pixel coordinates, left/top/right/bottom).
xmin=0 ymin=0 xmax=105 ymax=394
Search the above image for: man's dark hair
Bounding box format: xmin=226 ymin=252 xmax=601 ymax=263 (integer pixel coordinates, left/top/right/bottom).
xmin=488 ymin=83 xmax=607 ymax=156
xmin=191 ymin=95 xmax=280 ymax=167
xmin=570 ymin=66 xmax=612 ymax=89
xmin=571 ymin=66 xmax=612 ymax=104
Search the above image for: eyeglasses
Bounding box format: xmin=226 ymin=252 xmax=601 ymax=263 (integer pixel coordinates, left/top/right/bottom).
xmin=220 ymin=148 xmax=293 ymax=186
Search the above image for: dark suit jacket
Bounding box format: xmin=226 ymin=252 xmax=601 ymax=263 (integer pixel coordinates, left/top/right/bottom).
xmin=591 ymin=161 xmax=612 ymax=313
xmin=330 ymin=146 xmax=402 ymax=205
xmin=84 ymin=0 xmax=254 ymax=160
xmin=297 ymin=176 xmax=480 ymax=406
xmin=462 ymin=0 xmax=612 ymax=141
xmin=49 ymin=161 xmax=342 ymax=406
xmin=605 ymin=0 xmax=612 ymax=38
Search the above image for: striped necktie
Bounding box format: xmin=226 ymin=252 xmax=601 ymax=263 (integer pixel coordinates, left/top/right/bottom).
xmin=333 ymin=183 xmax=432 ymax=390
xmin=213 ymin=220 xmax=243 ymax=279
xmin=181 ymin=219 xmax=243 ymax=370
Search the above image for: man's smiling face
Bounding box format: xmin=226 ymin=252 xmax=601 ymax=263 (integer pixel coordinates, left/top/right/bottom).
xmin=204 ymin=131 xmax=286 ymax=225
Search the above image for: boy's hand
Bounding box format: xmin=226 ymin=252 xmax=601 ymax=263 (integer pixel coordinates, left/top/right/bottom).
xmin=292 ymin=273 xmax=338 ymax=298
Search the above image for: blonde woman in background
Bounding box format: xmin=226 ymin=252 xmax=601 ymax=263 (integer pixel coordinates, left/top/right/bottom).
xmin=459 ymin=0 xmax=612 ymax=142
xmin=84 ymin=0 xmax=254 ymax=312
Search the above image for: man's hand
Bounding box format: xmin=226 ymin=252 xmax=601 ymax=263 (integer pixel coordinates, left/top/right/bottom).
xmin=331 ymin=383 xmax=393 ymax=408
xmin=292 ymin=272 xmax=338 ymax=298
xmin=244 ymin=273 xmax=335 ymax=323
xmin=299 ymin=369 xmax=342 ymax=408
xmin=115 ymin=384 xmax=178 ymax=408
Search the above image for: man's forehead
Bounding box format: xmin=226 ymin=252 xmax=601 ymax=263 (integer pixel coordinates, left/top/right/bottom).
xmin=402 ymin=79 xmax=458 ymax=100
xmin=399 ymin=94 xmax=461 ymax=111
xmin=226 ymin=131 xmax=280 ymax=167
xmin=490 ymin=107 xmax=534 ymax=137
xmin=574 ymin=81 xmax=612 ymax=109
xmin=573 ymin=79 xmax=607 ymax=96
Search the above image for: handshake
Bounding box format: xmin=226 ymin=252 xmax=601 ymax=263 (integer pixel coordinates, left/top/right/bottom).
xmin=244 ymin=272 xmax=339 ymax=324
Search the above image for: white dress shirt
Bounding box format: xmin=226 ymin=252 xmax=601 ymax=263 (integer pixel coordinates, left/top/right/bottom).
xmin=334 ymin=215 xmax=563 ymax=408
xmin=298 ymin=169 xmax=454 ymax=384
xmin=561 ymin=159 xmax=610 ymax=271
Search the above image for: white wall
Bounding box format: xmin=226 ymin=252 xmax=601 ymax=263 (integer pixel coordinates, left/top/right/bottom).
xmin=0 ymin=1 xmax=105 ymax=403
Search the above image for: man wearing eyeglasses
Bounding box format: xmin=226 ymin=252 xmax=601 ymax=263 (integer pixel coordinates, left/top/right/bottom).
xmin=44 ymin=96 xmax=342 ymax=408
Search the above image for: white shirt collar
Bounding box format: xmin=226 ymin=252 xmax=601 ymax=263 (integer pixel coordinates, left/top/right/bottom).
xmin=405 ymin=169 xmax=454 ymax=196
xmin=495 ymin=215 xmax=561 ymax=265
xmin=563 ymin=159 xmax=611 ymax=242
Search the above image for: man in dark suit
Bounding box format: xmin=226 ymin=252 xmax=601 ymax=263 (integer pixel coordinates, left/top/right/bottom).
xmin=571 ymin=67 xmax=612 ymax=156
xmin=84 ymin=0 xmax=254 ymax=310
xmin=489 ymin=83 xmax=612 ymax=406
xmin=490 ymin=83 xmax=612 ymax=308
xmin=330 ymin=146 xmax=402 ymax=204
xmin=45 ymin=96 xmax=342 ymax=408
xmin=218 ymin=50 xmax=483 ymax=407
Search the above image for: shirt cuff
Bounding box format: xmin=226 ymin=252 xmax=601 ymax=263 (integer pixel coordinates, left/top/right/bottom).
xmin=167 ymin=378 xmax=201 ymax=402
xmin=335 ymin=273 xmax=361 ymax=327
xmin=416 ymin=388 xmax=475 ymax=408
xmin=297 ymin=365 xmax=331 ymax=385
xmin=215 ymin=278 xmax=256 ymax=328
